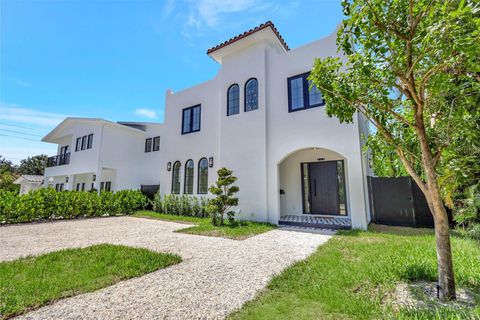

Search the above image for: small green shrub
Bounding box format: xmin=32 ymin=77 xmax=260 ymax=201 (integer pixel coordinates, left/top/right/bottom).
xmin=0 ymin=188 xmax=147 ymax=224
xmin=152 ymin=193 xmax=209 ymax=217
xmin=208 ymin=167 xmax=239 ymax=226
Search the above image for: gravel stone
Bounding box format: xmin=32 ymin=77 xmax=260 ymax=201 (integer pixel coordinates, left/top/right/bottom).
xmin=0 ymin=216 xmax=333 ymax=319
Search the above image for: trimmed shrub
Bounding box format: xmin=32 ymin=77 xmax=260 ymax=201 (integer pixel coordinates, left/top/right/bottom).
xmin=0 ymin=188 xmax=147 ymax=224
xmin=152 ymin=193 xmax=209 ymax=217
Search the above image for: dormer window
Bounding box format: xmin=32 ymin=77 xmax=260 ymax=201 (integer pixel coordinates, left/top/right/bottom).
xmin=245 ymin=78 xmax=258 ymax=112
xmin=227 ymin=84 xmax=240 ymax=116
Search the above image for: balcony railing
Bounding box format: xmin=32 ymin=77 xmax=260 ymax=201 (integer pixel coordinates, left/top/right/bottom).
xmin=47 ymin=153 xmax=70 ymax=167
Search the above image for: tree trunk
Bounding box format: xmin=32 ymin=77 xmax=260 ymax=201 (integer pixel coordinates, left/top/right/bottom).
xmin=416 ymin=119 xmax=456 ymax=301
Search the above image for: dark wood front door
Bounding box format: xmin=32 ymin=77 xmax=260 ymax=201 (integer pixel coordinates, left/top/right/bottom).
xmin=308 ymin=161 xmax=340 ymax=215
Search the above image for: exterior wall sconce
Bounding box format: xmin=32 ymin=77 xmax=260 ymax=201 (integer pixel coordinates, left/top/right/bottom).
xmin=92 ymin=174 xmax=96 ymax=182
xmin=209 ymin=157 xmax=214 ymax=168
xmin=65 ymin=176 xmax=69 ymax=183
xmin=167 ymin=162 xmax=172 ymax=171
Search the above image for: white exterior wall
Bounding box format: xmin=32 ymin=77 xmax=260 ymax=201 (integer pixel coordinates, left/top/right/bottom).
xmin=41 ymin=27 xmax=371 ymax=229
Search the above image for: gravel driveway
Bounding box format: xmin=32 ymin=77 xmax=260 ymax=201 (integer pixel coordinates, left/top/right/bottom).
xmin=0 ymin=216 xmax=333 ymax=319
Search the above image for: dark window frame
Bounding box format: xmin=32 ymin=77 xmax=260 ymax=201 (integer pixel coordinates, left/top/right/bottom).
xmin=76 ymin=137 xmax=81 ymax=151
xmin=182 ymin=105 xmax=201 ymax=134
xmin=184 ymin=159 xmax=194 ymax=194
xmin=287 ymin=72 xmax=325 ymax=112
xmin=197 ymin=157 xmax=208 ymax=194
xmin=171 ymin=161 xmax=181 ymax=194
xmin=81 ymin=136 xmax=87 ymax=150
xmin=244 ymin=78 xmax=258 ymax=112
xmin=145 ymin=138 xmax=153 ymax=152
xmin=153 ymin=136 xmax=160 ymax=152
xmin=227 ymin=84 xmax=240 ymax=116
xmin=87 ymin=134 xmax=93 ymax=149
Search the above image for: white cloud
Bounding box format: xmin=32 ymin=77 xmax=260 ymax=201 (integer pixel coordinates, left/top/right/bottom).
xmin=12 ymin=78 xmax=32 ymax=87
xmin=134 ymin=108 xmax=158 ymax=119
xmin=0 ymin=104 xmax=71 ymax=127
xmin=191 ymin=0 xmax=262 ymax=27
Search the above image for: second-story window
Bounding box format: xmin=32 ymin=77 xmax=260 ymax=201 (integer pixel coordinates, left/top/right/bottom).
xmin=245 ymin=78 xmax=258 ymax=112
xmin=145 ymin=136 xmax=160 ymax=152
xmin=227 ymin=84 xmax=240 ymax=116
xmin=145 ymin=138 xmax=152 ymax=152
xmin=287 ymin=72 xmax=325 ymax=112
xmin=87 ymin=134 xmax=93 ymax=149
xmin=182 ymin=105 xmax=201 ymax=134
xmin=153 ymin=136 xmax=160 ymax=151
xmin=76 ymin=133 xmax=93 ymax=151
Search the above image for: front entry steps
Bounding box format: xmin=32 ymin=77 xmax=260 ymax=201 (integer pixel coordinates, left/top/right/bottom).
xmin=279 ymin=215 xmax=351 ymax=230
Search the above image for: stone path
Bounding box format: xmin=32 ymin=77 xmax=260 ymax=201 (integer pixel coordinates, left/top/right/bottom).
xmin=0 ymin=216 xmax=333 ymax=319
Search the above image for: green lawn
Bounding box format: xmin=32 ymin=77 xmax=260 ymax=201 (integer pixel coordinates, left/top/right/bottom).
xmin=0 ymin=244 xmax=181 ymax=319
xmin=133 ymin=211 xmax=276 ymax=240
xmin=229 ymin=225 xmax=480 ymax=320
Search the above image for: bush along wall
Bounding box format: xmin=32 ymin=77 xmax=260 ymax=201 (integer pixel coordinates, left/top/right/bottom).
xmin=0 ymin=188 xmax=147 ymax=224
xmin=152 ymin=193 xmax=209 ymax=218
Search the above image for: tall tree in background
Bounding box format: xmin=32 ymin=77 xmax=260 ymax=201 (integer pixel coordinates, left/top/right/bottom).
xmin=310 ymin=0 xmax=479 ymax=300
xmin=18 ymin=155 xmax=48 ymax=175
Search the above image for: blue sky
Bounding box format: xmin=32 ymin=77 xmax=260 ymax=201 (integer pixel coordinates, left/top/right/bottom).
xmin=0 ymin=0 xmax=343 ymax=163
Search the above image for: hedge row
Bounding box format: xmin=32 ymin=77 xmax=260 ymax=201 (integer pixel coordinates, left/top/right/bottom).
xmin=0 ymin=188 xmax=147 ymax=224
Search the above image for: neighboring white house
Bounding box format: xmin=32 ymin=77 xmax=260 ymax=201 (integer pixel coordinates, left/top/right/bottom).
xmin=14 ymin=175 xmax=44 ymax=195
xmin=42 ymin=21 xmax=371 ymax=229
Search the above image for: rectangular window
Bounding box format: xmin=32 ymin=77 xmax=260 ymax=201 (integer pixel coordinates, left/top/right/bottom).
xmin=76 ymin=138 xmax=81 ymax=151
xmin=182 ymin=104 xmax=201 ymax=134
xmin=145 ymin=138 xmax=152 ymax=152
xmin=81 ymin=136 xmax=87 ymax=150
xmin=100 ymin=182 xmax=104 ymax=191
xmin=288 ymin=72 xmax=324 ymax=112
xmin=153 ymin=136 xmax=160 ymax=152
xmin=87 ymin=134 xmax=93 ymax=149
xmin=76 ymin=183 xmax=81 ymax=191
xmin=81 ymin=183 xmax=85 ymax=191
xmin=105 ymin=181 xmax=111 ymax=192
xmin=59 ymin=183 xmax=64 ymax=191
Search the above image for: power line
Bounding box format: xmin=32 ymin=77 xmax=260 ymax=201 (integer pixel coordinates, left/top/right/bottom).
xmin=0 ymin=134 xmax=41 ymax=142
xmin=0 ymin=122 xmax=44 ymax=132
xmin=0 ymin=128 xmax=43 ymax=137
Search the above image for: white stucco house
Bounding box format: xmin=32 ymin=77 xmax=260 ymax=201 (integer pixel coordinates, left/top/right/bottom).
xmin=42 ymin=21 xmax=371 ymax=229
xmin=14 ymin=175 xmax=44 ymax=195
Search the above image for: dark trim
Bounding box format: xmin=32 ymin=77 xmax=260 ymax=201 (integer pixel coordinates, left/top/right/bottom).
xmin=76 ymin=137 xmax=81 ymax=151
xmin=145 ymin=138 xmax=152 ymax=152
xmin=184 ymin=159 xmax=194 ymax=194
xmin=181 ymin=104 xmax=201 ymax=134
xmin=171 ymin=161 xmax=181 ymax=194
xmin=300 ymin=160 xmax=348 ymax=217
xmin=87 ymin=134 xmax=93 ymax=149
xmin=227 ymin=84 xmax=240 ymax=116
xmin=197 ymin=157 xmax=208 ymax=194
xmin=244 ymin=78 xmax=258 ymax=112
xmin=287 ymin=72 xmax=325 ymax=113
xmin=153 ymin=136 xmax=160 ymax=152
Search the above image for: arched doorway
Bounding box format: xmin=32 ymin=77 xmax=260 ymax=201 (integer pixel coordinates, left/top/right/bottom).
xmin=278 ymin=147 xmax=351 ymax=227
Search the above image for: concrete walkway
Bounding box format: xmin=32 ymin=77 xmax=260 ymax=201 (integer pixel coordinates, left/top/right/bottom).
xmin=0 ymin=216 xmax=333 ymax=319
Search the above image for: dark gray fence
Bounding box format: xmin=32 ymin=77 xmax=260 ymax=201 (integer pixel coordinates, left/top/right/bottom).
xmin=367 ymin=176 xmax=434 ymax=228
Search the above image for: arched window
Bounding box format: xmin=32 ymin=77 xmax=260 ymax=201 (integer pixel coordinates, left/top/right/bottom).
xmin=197 ymin=158 xmax=208 ymax=194
xmin=245 ymin=78 xmax=258 ymax=112
xmin=227 ymin=84 xmax=240 ymax=116
xmin=172 ymin=161 xmax=181 ymax=194
xmin=184 ymin=159 xmax=194 ymax=194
